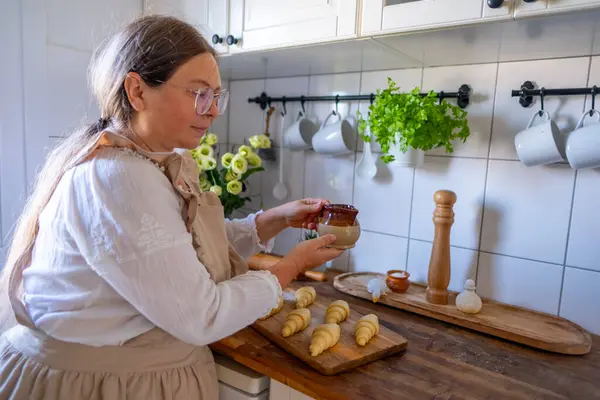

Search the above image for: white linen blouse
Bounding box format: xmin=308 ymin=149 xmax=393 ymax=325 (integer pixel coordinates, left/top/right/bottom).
xmin=22 ymin=147 xmax=282 ymax=347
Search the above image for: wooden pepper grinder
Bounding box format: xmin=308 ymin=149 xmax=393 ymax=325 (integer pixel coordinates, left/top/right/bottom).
xmin=426 ymin=190 xmax=457 ymax=305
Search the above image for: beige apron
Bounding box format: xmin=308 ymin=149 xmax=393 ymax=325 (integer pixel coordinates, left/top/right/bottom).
xmin=0 ymin=131 xmax=250 ymax=399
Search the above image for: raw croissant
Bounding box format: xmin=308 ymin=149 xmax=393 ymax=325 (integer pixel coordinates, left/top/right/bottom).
xmin=259 ymin=296 xmax=284 ymax=320
xmin=295 ymin=286 xmax=316 ymax=309
xmin=325 ymin=300 xmax=350 ymax=324
xmin=355 ymin=314 xmax=379 ymax=347
xmin=309 ymin=323 xmax=341 ymax=357
xmin=281 ymin=308 xmax=311 ymax=337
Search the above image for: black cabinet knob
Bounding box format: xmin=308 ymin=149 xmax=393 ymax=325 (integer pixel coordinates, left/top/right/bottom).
xmin=522 ymin=0 xmax=536 ymax=2
xmin=226 ymin=35 xmax=239 ymax=46
xmin=211 ymin=34 xmax=223 ymax=45
xmin=487 ymin=0 xmax=504 ymax=8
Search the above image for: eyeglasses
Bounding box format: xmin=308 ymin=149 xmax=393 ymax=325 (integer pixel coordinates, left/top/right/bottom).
xmin=157 ymin=81 xmax=229 ymax=116
xmin=190 ymin=86 xmax=229 ymax=116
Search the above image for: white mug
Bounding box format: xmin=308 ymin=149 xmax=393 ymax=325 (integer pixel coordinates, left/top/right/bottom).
xmin=514 ymin=110 xmax=565 ymax=166
xmin=283 ymin=112 xmax=318 ymax=150
xmin=565 ymin=109 xmax=600 ymax=169
xmin=311 ymin=112 xmax=356 ymax=155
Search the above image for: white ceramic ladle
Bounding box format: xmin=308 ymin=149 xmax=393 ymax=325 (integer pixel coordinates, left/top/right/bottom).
xmin=356 ymin=125 xmax=377 ymax=179
xmin=273 ymin=112 xmax=288 ymax=200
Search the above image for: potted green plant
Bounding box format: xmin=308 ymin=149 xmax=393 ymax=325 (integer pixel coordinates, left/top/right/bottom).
xmin=357 ymin=77 xmax=470 ymax=167
xmin=191 ymin=132 xmax=270 ymax=218
xmin=302 ymin=229 xmax=318 ymax=241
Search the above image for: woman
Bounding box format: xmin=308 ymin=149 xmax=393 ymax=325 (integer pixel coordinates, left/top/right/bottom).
xmin=0 ymin=15 xmax=343 ymax=399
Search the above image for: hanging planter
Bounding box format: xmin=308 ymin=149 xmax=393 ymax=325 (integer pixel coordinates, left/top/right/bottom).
xmin=387 ymin=137 xmax=425 ymax=168
xmin=357 ymin=78 xmax=471 ymax=168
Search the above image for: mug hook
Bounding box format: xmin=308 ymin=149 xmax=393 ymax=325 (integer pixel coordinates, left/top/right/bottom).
xmin=281 ymin=97 xmax=287 ymax=117
xmin=300 ymin=96 xmax=306 ymax=115
xmin=590 ymin=86 xmax=597 ymax=117
xmin=439 ymin=91 xmax=445 ymax=105
xmin=538 ymin=88 xmax=545 ymax=117
xmin=368 ymin=93 xmax=375 ymax=118
xmin=333 ymin=94 xmax=340 ymax=115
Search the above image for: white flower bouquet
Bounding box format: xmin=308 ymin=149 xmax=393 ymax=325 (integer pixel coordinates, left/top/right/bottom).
xmin=191 ymin=133 xmax=271 ymax=218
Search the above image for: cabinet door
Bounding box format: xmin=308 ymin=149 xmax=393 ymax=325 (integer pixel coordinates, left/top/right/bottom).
xmin=515 ymin=0 xmax=600 ymax=17
xmin=144 ymin=0 xmax=229 ymax=54
xmin=362 ymin=0 xmax=513 ymax=35
xmin=228 ymin=0 xmax=358 ymax=52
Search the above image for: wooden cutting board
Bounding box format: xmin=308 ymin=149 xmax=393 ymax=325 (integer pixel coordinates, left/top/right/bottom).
xmin=334 ymin=272 xmax=592 ymax=355
xmin=251 ymin=289 xmax=408 ymax=375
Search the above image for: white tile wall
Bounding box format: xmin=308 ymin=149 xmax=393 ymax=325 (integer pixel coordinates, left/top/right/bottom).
xmin=353 ymin=157 xmax=413 ymax=237
xmin=47 ymin=0 xmax=142 ymax=52
xmin=348 ymin=231 xmax=408 ymax=275
xmin=229 ymin=79 xmax=266 ymax=145
xmin=47 ymin=45 xmax=98 ymax=138
xmin=228 ymin=56 xmax=600 ymax=335
xmin=303 ymin=151 xmax=355 ymax=205
xmin=0 ymin=0 xmax=27 ymax=259
xmin=559 ymin=267 xmax=600 ymax=335
xmin=477 ymin=252 xmax=563 ymax=315
xmin=566 ymin=168 xmax=600 ymax=271
xmin=482 ymin=160 xmax=574 ymax=264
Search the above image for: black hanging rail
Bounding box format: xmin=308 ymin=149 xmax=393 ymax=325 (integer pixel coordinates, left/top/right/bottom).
xmin=512 ymin=81 xmax=599 ymax=109
xmin=247 ymin=84 xmax=472 ymax=111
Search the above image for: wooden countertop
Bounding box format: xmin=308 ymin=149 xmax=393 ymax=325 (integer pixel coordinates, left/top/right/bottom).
xmin=210 ymin=271 xmax=600 ymax=400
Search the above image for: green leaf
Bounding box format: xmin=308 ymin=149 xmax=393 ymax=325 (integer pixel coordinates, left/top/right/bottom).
xmin=367 ymin=79 xmax=470 ymax=164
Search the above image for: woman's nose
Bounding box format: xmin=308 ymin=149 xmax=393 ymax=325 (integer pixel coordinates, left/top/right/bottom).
xmin=206 ymin=98 xmax=219 ymax=118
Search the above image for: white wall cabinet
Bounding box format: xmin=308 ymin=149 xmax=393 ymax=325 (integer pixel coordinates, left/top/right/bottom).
xmin=361 ymin=0 xmax=514 ymax=35
xmin=514 ymin=0 xmax=600 ymax=17
xmin=144 ymin=0 xmax=230 ymax=54
xmin=143 ymin=0 xmax=600 ymax=53
xmin=228 ymin=0 xmax=359 ymax=53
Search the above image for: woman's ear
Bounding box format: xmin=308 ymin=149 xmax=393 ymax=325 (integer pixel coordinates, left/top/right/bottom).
xmin=123 ymin=72 xmax=146 ymax=112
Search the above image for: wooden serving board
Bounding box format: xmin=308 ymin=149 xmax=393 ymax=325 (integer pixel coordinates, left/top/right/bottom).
xmin=334 ymin=272 xmax=592 ymax=355
xmin=251 ymin=289 xmax=408 ymax=375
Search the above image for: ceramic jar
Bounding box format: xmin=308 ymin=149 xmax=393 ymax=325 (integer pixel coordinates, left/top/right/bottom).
xmin=316 ymin=204 xmax=361 ymax=249
xmin=385 ymin=270 xmax=411 ymax=293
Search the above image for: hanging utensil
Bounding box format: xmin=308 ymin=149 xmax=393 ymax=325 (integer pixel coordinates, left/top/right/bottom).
xmin=273 ymin=107 xmax=288 ymax=200
xmin=356 ymin=124 xmax=377 ymax=179
xmin=258 ymin=106 xmax=276 ymax=162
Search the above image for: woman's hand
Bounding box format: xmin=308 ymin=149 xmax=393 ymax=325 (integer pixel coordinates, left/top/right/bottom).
xmin=277 ymin=198 xmax=329 ymax=230
xmin=254 ymin=198 xmax=328 ymax=244
xmin=269 ymin=234 xmax=343 ymax=288
xmin=284 ymin=234 xmax=342 ymax=273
